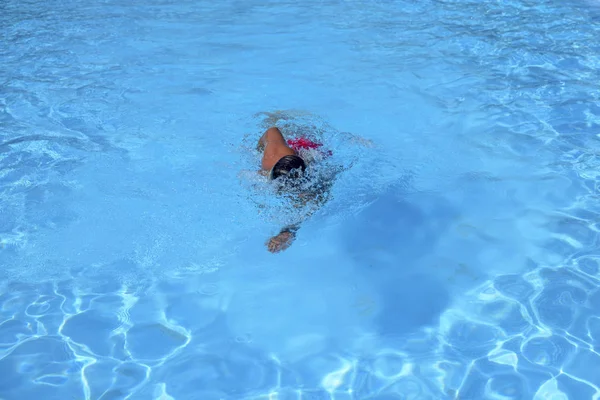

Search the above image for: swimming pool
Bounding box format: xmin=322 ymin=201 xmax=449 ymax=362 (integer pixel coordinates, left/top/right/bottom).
xmin=1 ymin=0 xmax=600 ymax=398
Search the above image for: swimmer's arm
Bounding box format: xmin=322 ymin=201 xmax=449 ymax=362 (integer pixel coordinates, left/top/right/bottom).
xmin=266 ymin=188 xmax=329 ymax=253
xmin=267 ymin=205 xmax=317 ymax=253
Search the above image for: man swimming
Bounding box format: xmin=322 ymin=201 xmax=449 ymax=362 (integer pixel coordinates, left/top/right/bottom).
xmin=257 ymin=126 xmax=331 ymax=253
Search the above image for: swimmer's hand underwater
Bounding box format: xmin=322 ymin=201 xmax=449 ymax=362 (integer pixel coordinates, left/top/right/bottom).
xmin=267 ymin=226 xmax=298 ymax=253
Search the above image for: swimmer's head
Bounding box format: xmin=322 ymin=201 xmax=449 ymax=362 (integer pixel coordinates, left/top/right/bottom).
xmin=269 ymin=155 xmax=306 ymax=181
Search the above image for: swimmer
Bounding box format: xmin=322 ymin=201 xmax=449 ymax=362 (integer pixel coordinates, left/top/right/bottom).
xmin=257 ymin=127 xmax=331 ymax=253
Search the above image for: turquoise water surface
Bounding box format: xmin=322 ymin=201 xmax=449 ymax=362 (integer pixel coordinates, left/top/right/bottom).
xmin=2 ymin=0 xmax=600 ymax=399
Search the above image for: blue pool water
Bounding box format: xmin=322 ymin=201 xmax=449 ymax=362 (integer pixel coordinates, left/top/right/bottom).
xmin=2 ymin=0 xmax=600 ymax=398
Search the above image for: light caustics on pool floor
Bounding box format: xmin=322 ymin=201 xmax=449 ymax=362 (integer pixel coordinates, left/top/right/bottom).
xmin=2 ymin=255 xmax=600 ymax=399
xmin=1 ymin=0 xmax=600 ymax=399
